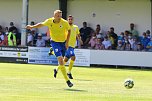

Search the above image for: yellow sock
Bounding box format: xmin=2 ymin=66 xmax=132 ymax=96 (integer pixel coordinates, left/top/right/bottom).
xmin=60 ymin=65 xmax=69 ymax=81
xmin=68 ymin=60 xmax=74 ymax=73
xmin=56 ymin=65 xmax=61 ymax=71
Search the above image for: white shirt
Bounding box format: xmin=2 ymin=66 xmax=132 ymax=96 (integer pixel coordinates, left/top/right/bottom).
xmin=0 ymin=34 xmax=4 ymax=40
xmin=36 ymin=39 xmax=45 ymax=47
xmin=27 ymin=34 xmax=33 ymax=43
xmin=102 ymin=40 xmax=112 ymax=49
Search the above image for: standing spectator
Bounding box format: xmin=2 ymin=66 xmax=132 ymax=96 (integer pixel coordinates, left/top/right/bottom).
xmin=9 ymin=22 xmax=18 ymax=34
xmin=8 ymin=29 xmax=16 ymax=46
xmin=9 ymin=22 xmax=20 ymax=45
xmin=109 ymin=27 xmax=118 ymax=49
xmin=0 ymin=31 xmax=4 ymax=46
xmin=36 ymin=33 xmax=45 ymax=47
xmin=80 ymin=22 xmax=93 ymax=48
xmin=129 ymin=23 xmax=139 ymax=39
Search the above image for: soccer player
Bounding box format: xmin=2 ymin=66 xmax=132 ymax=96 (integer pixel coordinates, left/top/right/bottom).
xmin=64 ymin=15 xmax=83 ymax=79
xmin=26 ymin=10 xmax=73 ymax=87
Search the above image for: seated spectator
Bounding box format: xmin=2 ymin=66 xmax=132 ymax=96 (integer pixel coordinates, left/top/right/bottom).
xmin=137 ymin=42 xmax=143 ymax=51
xmin=4 ymin=27 xmax=9 ymax=35
xmin=146 ymin=30 xmax=151 ymax=39
xmin=141 ymin=32 xmax=150 ymax=51
xmin=95 ymin=38 xmax=104 ymax=50
xmin=124 ymin=30 xmax=130 ymax=38
xmin=80 ymin=22 xmax=93 ymax=48
xmin=117 ymin=40 xmax=125 ymax=51
xmin=147 ymin=38 xmax=152 ymax=52
xmin=0 ymin=31 xmax=4 ymax=46
xmin=131 ymin=38 xmax=138 ymax=51
xmin=3 ymin=34 xmax=8 ymax=46
xmin=27 ymin=30 xmax=34 ymax=46
xmin=109 ymin=27 xmax=118 ymax=49
xmin=88 ymin=33 xmax=97 ymax=49
xmin=36 ymin=33 xmax=45 ymax=47
xmin=124 ymin=41 xmax=131 ymax=51
xmin=102 ymin=36 xmax=112 ymax=50
xmin=8 ymin=29 xmax=16 ymax=46
xmin=129 ymin=23 xmax=139 ymax=39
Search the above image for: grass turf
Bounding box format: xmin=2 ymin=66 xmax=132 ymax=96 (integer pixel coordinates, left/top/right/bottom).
xmin=0 ymin=63 xmax=152 ymax=101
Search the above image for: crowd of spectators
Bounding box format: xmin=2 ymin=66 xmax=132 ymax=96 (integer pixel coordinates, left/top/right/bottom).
xmin=0 ymin=21 xmax=151 ymax=52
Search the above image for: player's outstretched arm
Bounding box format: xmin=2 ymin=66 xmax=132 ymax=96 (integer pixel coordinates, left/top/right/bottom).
xmin=26 ymin=23 xmax=44 ymax=30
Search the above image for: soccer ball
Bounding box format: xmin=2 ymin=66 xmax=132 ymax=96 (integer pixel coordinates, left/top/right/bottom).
xmin=124 ymin=79 xmax=134 ymax=89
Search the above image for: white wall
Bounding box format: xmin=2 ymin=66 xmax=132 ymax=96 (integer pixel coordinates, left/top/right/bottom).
xmin=0 ymin=0 xmax=151 ymax=35
xmin=67 ymin=0 xmax=151 ymax=35
xmin=0 ymin=0 xmax=59 ymax=33
xmin=90 ymin=50 xmax=152 ymax=67
xmin=0 ymin=0 xmax=22 ymax=30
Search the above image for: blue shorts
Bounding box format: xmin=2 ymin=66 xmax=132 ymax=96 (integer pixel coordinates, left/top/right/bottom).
xmin=65 ymin=47 xmax=75 ymax=59
xmin=50 ymin=41 xmax=66 ymax=57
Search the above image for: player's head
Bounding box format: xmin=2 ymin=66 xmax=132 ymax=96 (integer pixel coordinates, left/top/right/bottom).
xmin=68 ymin=15 xmax=73 ymax=25
xmin=54 ymin=10 xmax=62 ymax=20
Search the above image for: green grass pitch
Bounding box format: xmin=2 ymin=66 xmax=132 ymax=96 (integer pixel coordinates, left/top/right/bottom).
xmin=0 ymin=63 xmax=152 ymax=101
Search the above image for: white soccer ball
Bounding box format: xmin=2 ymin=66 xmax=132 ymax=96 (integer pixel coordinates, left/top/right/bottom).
xmin=124 ymin=79 xmax=134 ymax=89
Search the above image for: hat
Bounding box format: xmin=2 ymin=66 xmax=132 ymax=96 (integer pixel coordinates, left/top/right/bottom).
xmin=38 ymin=33 xmax=42 ymax=36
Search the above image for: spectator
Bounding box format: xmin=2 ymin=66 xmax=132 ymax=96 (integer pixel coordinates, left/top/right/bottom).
xmin=27 ymin=30 xmax=34 ymax=46
xmin=102 ymin=36 xmax=112 ymax=50
xmin=3 ymin=33 xmax=8 ymax=46
xmin=124 ymin=41 xmax=131 ymax=51
xmin=8 ymin=29 xmax=16 ymax=46
xmin=147 ymin=37 xmax=152 ymax=52
xmin=95 ymin=38 xmax=104 ymax=50
xmin=131 ymin=38 xmax=138 ymax=51
xmin=95 ymin=24 xmax=104 ymax=39
xmin=88 ymin=32 xmax=97 ymax=49
xmin=141 ymin=32 xmax=150 ymax=51
xmin=137 ymin=42 xmax=143 ymax=51
xmin=129 ymin=23 xmax=139 ymax=39
xmin=4 ymin=27 xmax=9 ymax=35
xmin=80 ymin=22 xmax=93 ymax=48
xmin=109 ymin=27 xmax=118 ymax=49
xmin=146 ymin=30 xmax=151 ymax=39
xmin=9 ymin=22 xmax=18 ymax=33
xmin=0 ymin=31 xmax=4 ymax=46
xmin=117 ymin=40 xmax=125 ymax=51
xmin=36 ymin=33 xmax=45 ymax=47
xmin=9 ymin=22 xmax=20 ymax=45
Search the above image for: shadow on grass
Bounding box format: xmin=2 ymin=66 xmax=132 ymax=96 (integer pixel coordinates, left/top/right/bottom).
xmin=64 ymin=88 xmax=87 ymax=92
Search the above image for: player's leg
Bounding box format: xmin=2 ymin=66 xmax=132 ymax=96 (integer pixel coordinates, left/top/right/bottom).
xmin=67 ymin=47 xmax=75 ymax=79
xmin=52 ymin=41 xmax=73 ymax=87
